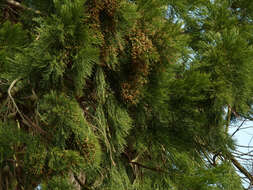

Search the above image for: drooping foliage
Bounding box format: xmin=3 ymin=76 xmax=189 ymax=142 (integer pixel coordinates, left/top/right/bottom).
xmin=0 ymin=0 xmax=253 ymax=189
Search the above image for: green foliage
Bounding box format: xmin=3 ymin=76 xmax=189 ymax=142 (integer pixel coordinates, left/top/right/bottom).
xmin=0 ymin=121 xmax=27 ymax=164
xmin=115 ymin=1 xmax=140 ymax=34
xmin=41 ymin=176 xmax=74 ymax=190
xmin=48 ymin=148 xmax=85 ymax=174
xmin=24 ymin=139 xmax=47 ymax=176
xmin=181 ymin=162 xmax=243 ymax=190
xmin=105 ymin=95 xmax=132 ymax=152
xmin=38 ymin=91 xmax=101 ymax=165
xmin=0 ymin=21 xmax=28 ymax=75
xmin=0 ymin=0 xmax=252 ymax=189
xmin=0 ymin=21 xmax=27 ymax=49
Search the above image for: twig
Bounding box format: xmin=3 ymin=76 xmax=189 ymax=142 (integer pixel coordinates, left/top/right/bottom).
xmin=130 ymin=161 xmax=168 ymax=174
xmin=202 ymin=150 xmax=215 ymax=166
xmin=23 ymin=114 xmax=48 ymax=136
xmin=8 ymin=78 xmax=25 ymax=121
xmin=225 ymin=105 xmax=232 ymax=133
xmin=8 ymin=78 xmax=49 ymax=137
xmin=231 ymin=119 xmax=246 ymax=137
xmin=6 ymin=0 xmax=43 ymax=15
xmin=227 ymin=153 xmax=253 ymax=184
xmin=73 ymin=174 xmax=91 ymax=190
xmin=83 ymin=109 xmax=116 ymax=166
xmin=235 ymin=144 xmax=253 ymax=148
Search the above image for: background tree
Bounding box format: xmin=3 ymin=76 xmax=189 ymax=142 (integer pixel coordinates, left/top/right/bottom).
xmin=0 ymin=0 xmax=253 ymax=189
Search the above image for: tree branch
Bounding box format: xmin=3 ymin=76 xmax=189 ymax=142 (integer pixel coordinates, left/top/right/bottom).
xmin=231 ymin=119 xmax=246 ymax=137
xmin=225 ymin=105 xmax=232 ymax=133
xmin=6 ymin=0 xmax=43 ymax=15
xmin=130 ymin=161 xmax=168 ymax=174
xmin=73 ymin=174 xmax=91 ymax=190
xmin=228 ymin=153 xmax=253 ymax=184
xmin=8 ymin=78 xmax=25 ymax=121
xmin=8 ymin=78 xmax=49 ymax=137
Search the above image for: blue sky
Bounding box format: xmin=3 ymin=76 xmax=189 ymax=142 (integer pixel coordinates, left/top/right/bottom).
xmin=229 ymin=120 xmax=253 ymax=188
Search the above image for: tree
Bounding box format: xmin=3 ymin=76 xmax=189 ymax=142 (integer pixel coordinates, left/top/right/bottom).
xmin=0 ymin=0 xmax=253 ymax=189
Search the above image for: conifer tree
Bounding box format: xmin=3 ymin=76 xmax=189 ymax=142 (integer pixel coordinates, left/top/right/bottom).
xmin=0 ymin=0 xmax=253 ymax=189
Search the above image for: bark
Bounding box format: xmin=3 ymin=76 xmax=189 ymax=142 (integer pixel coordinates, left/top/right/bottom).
xmin=228 ymin=153 xmax=253 ymax=184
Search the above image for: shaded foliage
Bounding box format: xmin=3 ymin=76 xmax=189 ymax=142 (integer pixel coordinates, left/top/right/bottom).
xmin=0 ymin=0 xmax=253 ymax=189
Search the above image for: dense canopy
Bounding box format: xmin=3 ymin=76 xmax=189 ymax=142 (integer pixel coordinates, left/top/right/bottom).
xmin=1 ymin=0 xmax=253 ymax=189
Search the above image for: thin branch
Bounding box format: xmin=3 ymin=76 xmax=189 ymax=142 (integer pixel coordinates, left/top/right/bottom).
xmin=82 ymin=109 xmax=116 ymax=166
xmin=232 ymin=155 xmax=252 ymax=160
xmin=225 ymin=105 xmax=232 ymax=133
xmin=231 ymin=119 xmax=246 ymax=137
xmin=73 ymin=174 xmax=91 ymax=190
xmin=235 ymin=126 xmax=253 ymax=130
xmin=8 ymin=78 xmax=25 ymax=121
xmin=235 ymin=144 xmax=253 ymax=148
xmin=248 ymin=135 xmax=253 ymax=151
xmin=227 ymin=153 xmax=253 ymax=184
xmin=130 ymin=161 xmax=168 ymax=174
xmin=212 ymin=153 xmax=219 ymax=166
xmin=8 ymin=78 xmax=49 ymax=137
xmin=232 ymin=149 xmax=253 ymax=155
xmin=6 ymin=0 xmax=43 ymax=15
xmin=23 ymin=114 xmax=48 ymax=136
xmin=202 ymin=151 xmax=215 ymax=166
